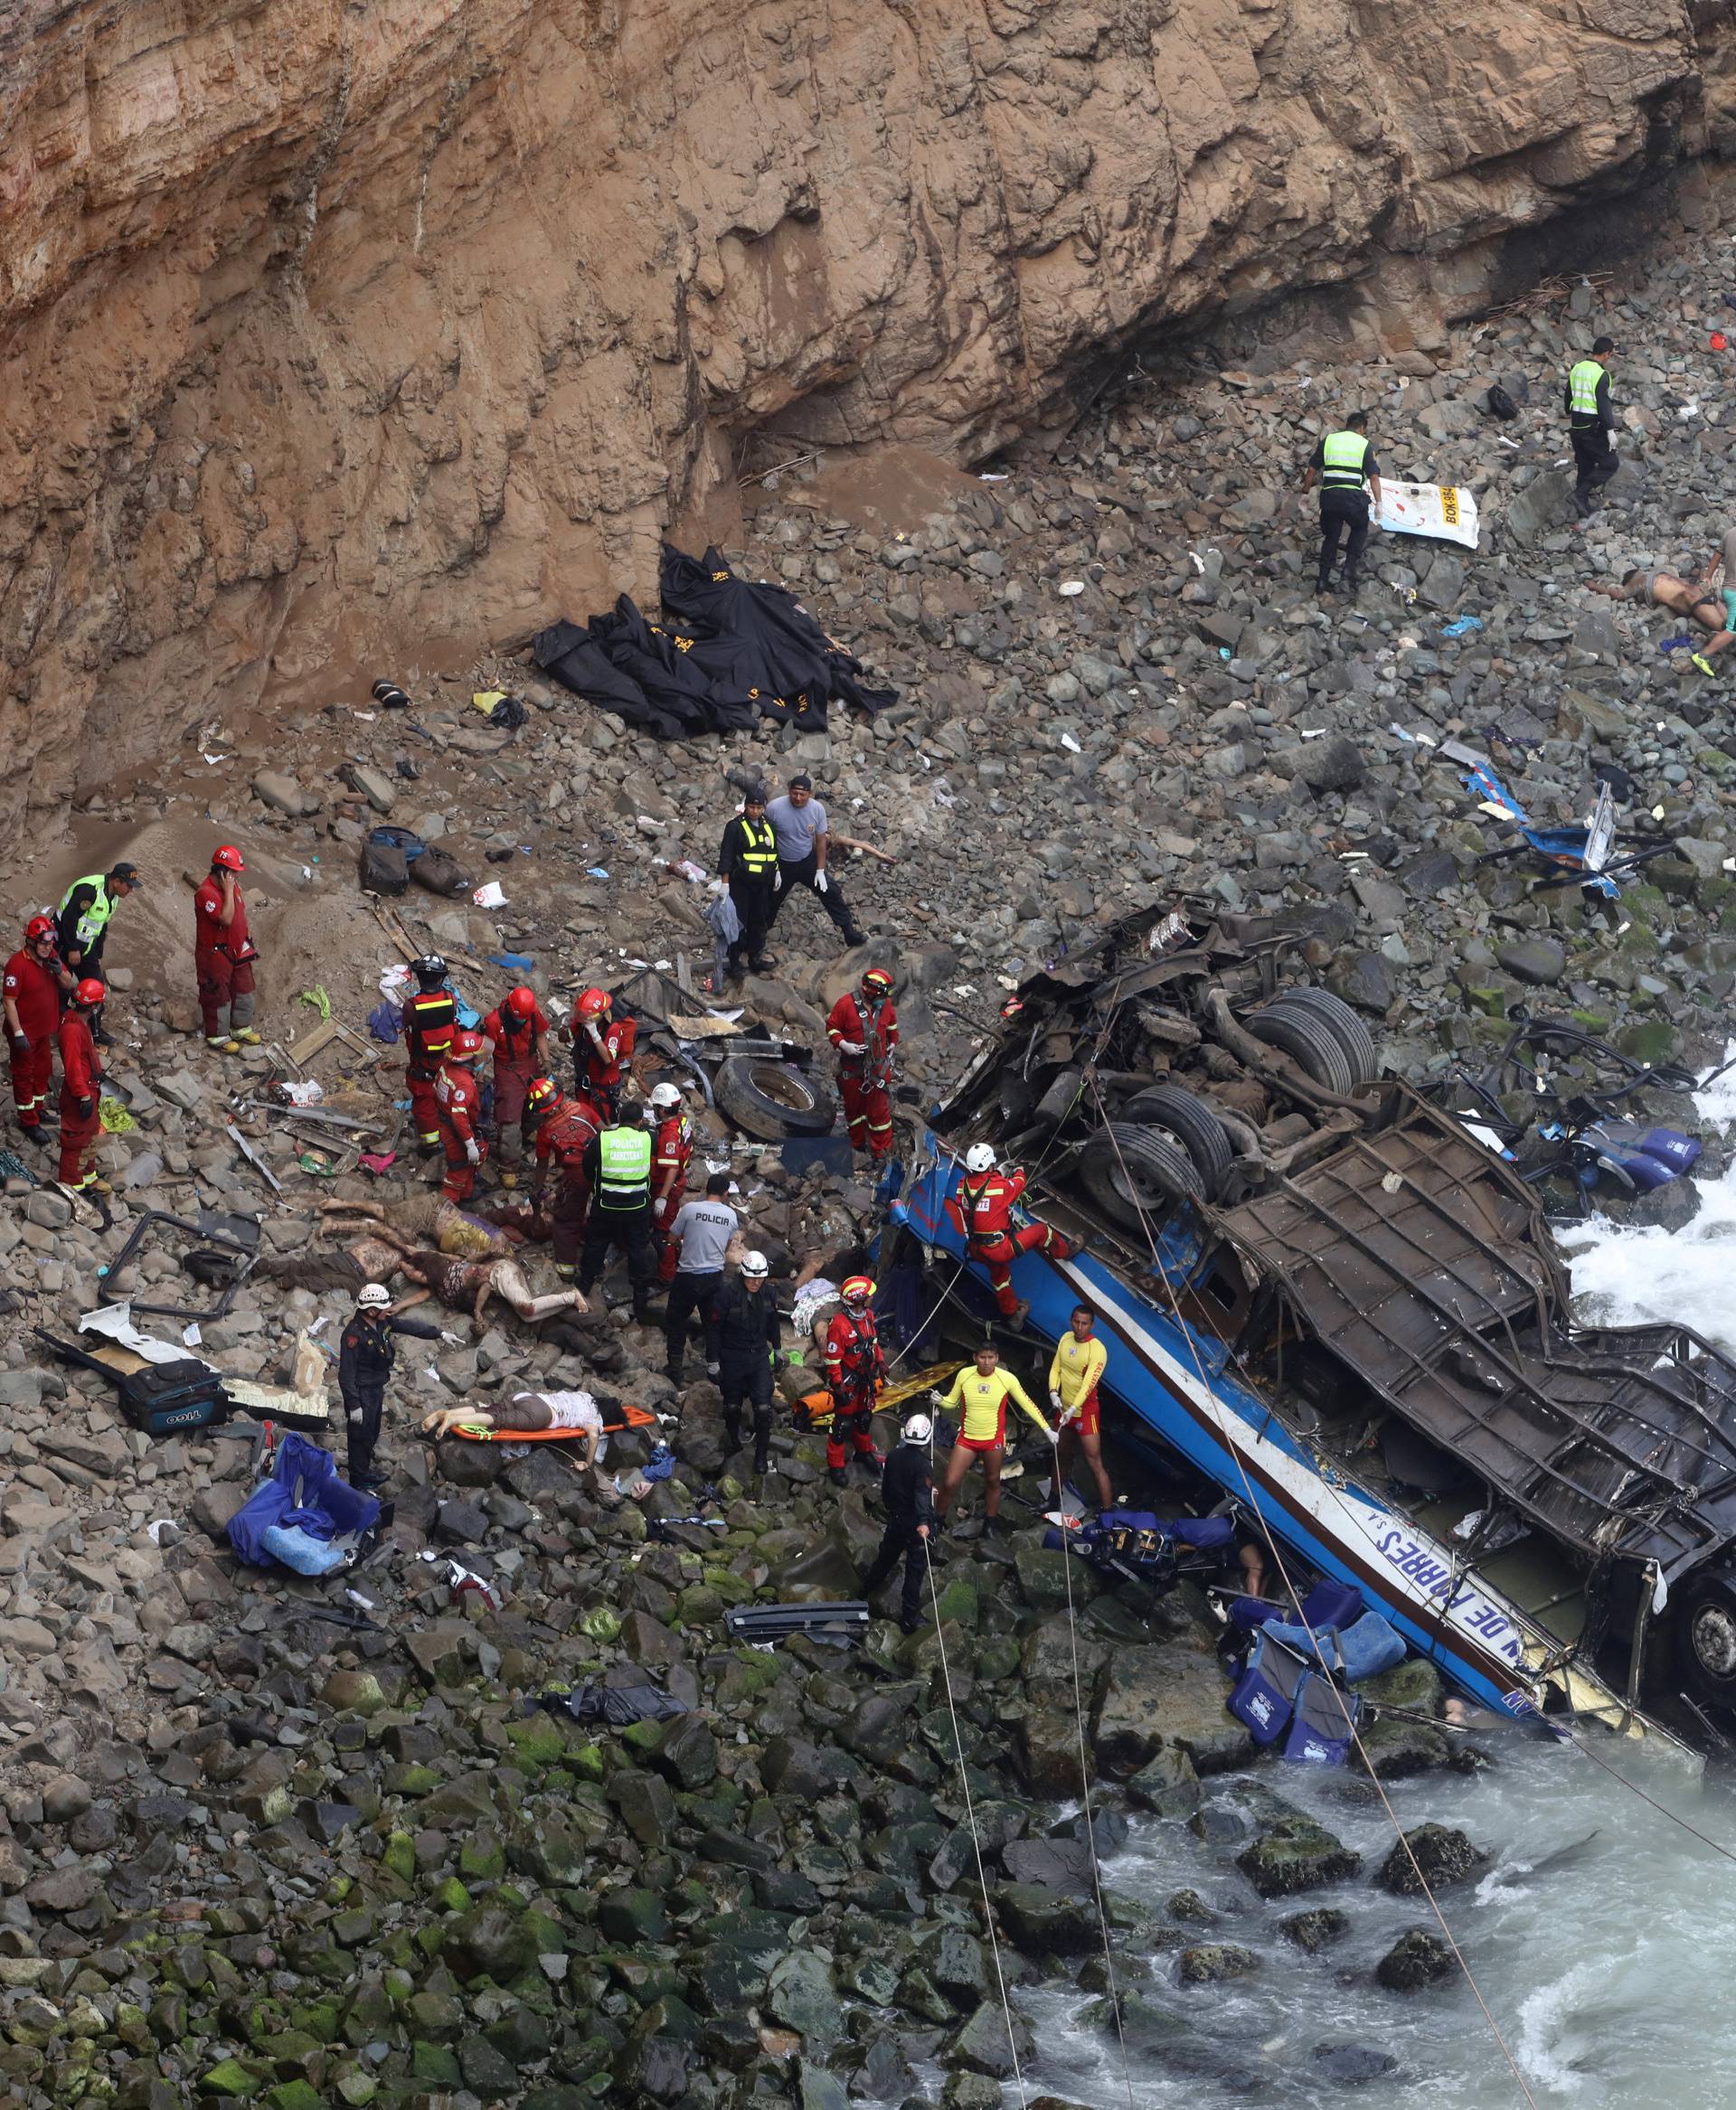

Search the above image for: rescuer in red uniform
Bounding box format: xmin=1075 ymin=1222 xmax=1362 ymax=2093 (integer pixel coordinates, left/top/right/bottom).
xmin=58 ymin=978 xmax=107 ymax=1194
xmin=193 ymin=845 xmax=261 ymax=1053
xmin=401 ymin=957 xmax=458 ymax=1153
xmin=827 ymin=966 xmax=898 ymax=1161
xmin=3 ymin=915 xmax=71 ymax=1144
xmin=648 ymin=1079 xmax=693 ymax=1284
xmin=434 ymin=1028 xmax=486 ymax=1202
xmin=528 ymin=1076 xmax=605 ymax=1279
xmin=571 ymin=987 xmax=635 ymax=1116
xmin=945 ymin=1143 xmax=1077 ymax=1324
xmin=480 ymin=985 xmax=551 ymax=1186
xmin=824 ymin=1274 xmax=886 ymax=1485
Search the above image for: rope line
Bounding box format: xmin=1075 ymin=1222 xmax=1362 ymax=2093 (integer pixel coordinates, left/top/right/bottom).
xmin=1077 ymin=1071 xmax=1543 ymax=2110
xmin=923 ymin=1533 xmax=1031 ymax=2109
xmin=1553 ymin=1720 xmax=1736 ymax=1868
xmin=1055 ymin=1479 xmax=1138 ymax=2110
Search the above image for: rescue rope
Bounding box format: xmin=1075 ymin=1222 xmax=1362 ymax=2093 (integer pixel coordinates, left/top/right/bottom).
xmin=922 ymin=1532 xmax=1031 ymax=2110
xmin=1552 ymin=1721 xmax=1736 ymax=1869
xmin=1054 ymin=1482 xmax=1139 ymax=2110
xmin=1079 ymin=1075 xmax=1543 ymax=2110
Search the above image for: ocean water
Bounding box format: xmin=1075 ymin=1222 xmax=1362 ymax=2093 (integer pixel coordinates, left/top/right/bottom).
xmin=996 ymin=1059 xmax=1736 ymax=2107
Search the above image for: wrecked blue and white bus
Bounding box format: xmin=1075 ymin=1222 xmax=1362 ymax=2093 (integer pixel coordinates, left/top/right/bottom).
xmin=894 ymin=906 xmax=1736 ymax=1759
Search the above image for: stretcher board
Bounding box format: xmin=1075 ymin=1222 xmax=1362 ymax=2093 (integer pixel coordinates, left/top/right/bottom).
xmin=794 ymin=1359 xmax=966 ymax=1431
xmin=446 ymin=1403 xmax=661 ymax=1443
xmin=1373 ymin=479 xmax=1479 ymax=550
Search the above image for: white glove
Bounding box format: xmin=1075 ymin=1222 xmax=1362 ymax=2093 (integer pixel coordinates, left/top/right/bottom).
xmin=706 ymin=1361 xmax=721 ymax=1378
xmin=814 ymin=870 xmax=829 ymax=894
xmin=1045 ymin=1426 xmax=1061 ymax=1446
xmin=347 ymin=1409 xmax=363 ymax=1427
xmin=464 ymin=1138 xmax=480 ymax=1165
xmin=838 ymin=1040 xmax=864 ymax=1056
xmin=652 ymin=1197 xmax=668 ymax=1221
xmin=439 ymin=1330 xmax=460 ymax=1344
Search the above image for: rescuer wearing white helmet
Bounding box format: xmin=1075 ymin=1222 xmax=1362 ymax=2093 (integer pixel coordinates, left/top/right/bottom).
xmin=859 ymin=1404 xmax=939 ymax=1633
xmin=945 ymin=1141 xmax=1079 ymax=1327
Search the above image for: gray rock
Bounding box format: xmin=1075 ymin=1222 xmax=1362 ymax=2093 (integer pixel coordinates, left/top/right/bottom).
xmin=1236 ymin=1815 xmax=1362 ymax=1898
xmin=1376 ymin=1926 xmax=1456 ymax=1991
xmin=342 ymin=762 xmax=398 ymax=814
xmin=252 ymin=770 xmax=309 ymax=815
xmin=1376 ymin=1823 xmax=1488 ymax=1896
xmin=1297 ymin=735 xmax=1366 ymax=792
xmin=1495 ymin=936 xmax=1566 ymax=984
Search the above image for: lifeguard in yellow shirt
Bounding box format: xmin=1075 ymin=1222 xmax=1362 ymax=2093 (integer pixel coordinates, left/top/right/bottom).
xmin=1047 ymin=1302 xmax=1114 ymax=1516
xmin=933 ymin=1343 xmax=1055 ymax=1534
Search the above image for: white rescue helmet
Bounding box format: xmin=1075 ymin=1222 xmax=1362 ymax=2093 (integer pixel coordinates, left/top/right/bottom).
xmin=357 ymin=1282 xmax=392 ymax=1310
xmin=964 ymin=1143 xmax=996 ymax=1174
xmin=648 ymin=1080 xmax=684 ymax=1110
xmin=901 ymin=1412 xmax=933 ymax=1445
xmin=741 ymin=1250 xmax=769 ymax=1278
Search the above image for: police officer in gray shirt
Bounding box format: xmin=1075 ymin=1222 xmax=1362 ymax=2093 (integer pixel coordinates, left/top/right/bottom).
xmin=664 ymin=1173 xmax=740 ymax=1382
xmin=764 ymin=774 xmax=864 ymax=951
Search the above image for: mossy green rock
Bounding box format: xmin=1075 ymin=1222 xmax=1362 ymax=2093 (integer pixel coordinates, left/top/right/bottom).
xmin=200 ymin=2061 xmax=263 ymax=2099
xmin=1236 ymin=1816 xmax=1361 ymax=1898
xmin=410 ymin=2040 xmax=463 ymax=2085
xmin=442 ymin=1905 xmax=538 ymax=1983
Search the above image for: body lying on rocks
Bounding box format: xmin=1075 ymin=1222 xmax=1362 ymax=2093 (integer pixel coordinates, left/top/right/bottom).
xmin=263 ymin=1227 xmax=594 ymax=1333
xmin=315 ymin=1192 xmax=548 ymax=1257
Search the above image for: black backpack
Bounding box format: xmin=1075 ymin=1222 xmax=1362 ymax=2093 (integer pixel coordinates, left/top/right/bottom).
xmin=361 ymin=836 xmax=409 ymax=896
xmin=1486 ymin=383 xmax=1518 ymax=421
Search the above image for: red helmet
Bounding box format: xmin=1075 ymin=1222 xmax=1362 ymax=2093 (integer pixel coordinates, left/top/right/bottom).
xmin=211 ymin=846 xmax=245 ymax=873
xmin=506 ymin=986 xmax=537 ymax=1020
xmin=74 ymin=978 xmax=105 ymax=1006
xmin=24 ymin=916 xmax=53 ymax=943
xmin=448 ymin=1029 xmax=483 ymax=1062
xmin=841 ymin=1274 xmax=874 ymax=1305
xmin=525 ymin=1076 xmax=561 ymax=1116
xmin=574 ymin=987 xmax=611 ymax=1022
xmin=861 ymin=967 xmax=892 ymax=995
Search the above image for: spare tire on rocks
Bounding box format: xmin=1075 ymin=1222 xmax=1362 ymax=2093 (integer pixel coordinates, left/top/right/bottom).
xmin=713 ymin=1056 xmax=837 ymax=1142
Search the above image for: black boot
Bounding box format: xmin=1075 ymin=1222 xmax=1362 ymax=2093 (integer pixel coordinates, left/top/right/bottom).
xmin=722 ymin=1411 xmax=742 ymax=1453
xmin=828 ymin=1465 xmax=848 ymax=1487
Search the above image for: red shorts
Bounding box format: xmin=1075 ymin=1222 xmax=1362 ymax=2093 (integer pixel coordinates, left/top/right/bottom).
xmin=1067 ymin=1388 xmax=1101 ymax=1440
xmin=958 ymin=1433 xmax=1004 ymax=1456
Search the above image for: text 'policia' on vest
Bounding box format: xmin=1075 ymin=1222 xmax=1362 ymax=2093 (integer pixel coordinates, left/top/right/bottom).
xmin=596 ymin=1126 xmax=653 ymax=1210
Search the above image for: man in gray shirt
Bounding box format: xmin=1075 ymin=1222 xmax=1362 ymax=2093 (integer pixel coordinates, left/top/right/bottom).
xmin=664 ymin=1172 xmax=740 ymax=1382
xmin=764 ymin=773 xmax=865 ymax=952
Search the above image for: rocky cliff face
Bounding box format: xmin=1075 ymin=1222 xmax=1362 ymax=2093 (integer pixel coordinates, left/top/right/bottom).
xmin=0 ymin=0 xmax=1730 ymax=820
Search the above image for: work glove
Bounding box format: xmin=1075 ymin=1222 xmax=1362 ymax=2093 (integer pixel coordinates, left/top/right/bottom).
xmin=439 ymin=1330 xmax=460 ymax=1344
xmin=347 ymin=1408 xmax=363 ymax=1427
xmin=838 ymin=1040 xmax=864 ymax=1056
xmin=1049 ymin=1388 xmax=1062 ymax=1413
xmin=814 ymin=870 xmax=829 ymax=894
xmin=8 ymin=1031 xmax=25 ymax=1051
xmin=771 ymin=1352 xmax=788 ymax=1370
xmin=706 ymin=1361 xmax=722 ymax=1379
xmin=464 ymin=1138 xmax=480 ymax=1165
xmin=75 ymin=1097 xmax=94 ymax=1120
xmin=652 ymin=1197 xmax=668 ymax=1221
xmin=1044 ymin=1426 xmax=1061 ymax=1446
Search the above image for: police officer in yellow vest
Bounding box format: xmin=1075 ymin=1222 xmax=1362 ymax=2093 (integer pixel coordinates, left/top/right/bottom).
xmin=1566 ymin=335 xmax=1618 ymax=519
xmin=577 ymin=1101 xmax=658 ymax=1323
xmin=718 ymin=787 xmax=780 ymax=980
xmin=1300 ymin=412 xmax=1382 ymax=598
xmin=54 ymin=862 xmax=142 ymax=1047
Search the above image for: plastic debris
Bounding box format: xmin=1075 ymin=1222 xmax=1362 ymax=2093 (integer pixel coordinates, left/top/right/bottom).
xmin=472 ymin=881 xmax=507 ymax=909
xmin=281 ymin=1079 xmax=324 ymax=1107
xmin=1712 ymin=334 xmax=1729 ymax=353
xmin=1440 ymin=616 xmax=1483 ymax=637
xmin=357 ymin=1152 xmax=397 ymax=1175
xmin=1060 ymin=731 xmax=1082 ymax=752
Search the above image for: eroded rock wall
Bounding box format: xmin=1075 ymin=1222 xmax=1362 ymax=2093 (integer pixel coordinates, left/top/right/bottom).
xmin=0 ymin=0 xmax=1729 ymax=819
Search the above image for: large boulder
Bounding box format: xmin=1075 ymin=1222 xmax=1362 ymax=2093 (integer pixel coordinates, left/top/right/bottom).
xmin=1376 ymin=1823 xmax=1488 ymax=1896
xmin=1236 ymin=1815 xmax=1362 ymax=1899
xmin=1091 ymin=1642 xmax=1250 ymax=1778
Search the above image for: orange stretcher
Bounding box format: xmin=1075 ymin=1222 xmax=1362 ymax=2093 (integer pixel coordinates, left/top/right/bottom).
xmin=445 ymin=1403 xmax=662 ymax=1443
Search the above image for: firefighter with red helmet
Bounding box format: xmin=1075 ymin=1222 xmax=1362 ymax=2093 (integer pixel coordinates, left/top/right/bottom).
xmin=945 ymin=1144 xmax=1077 ymax=1324
xmin=3 ymin=915 xmax=71 ymax=1144
xmin=648 ymin=1079 xmax=693 ymax=1284
xmin=827 ymin=966 xmax=898 ymax=1161
xmin=435 ymin=1028 xmax=486 ymax=1201
xmin=193 ymin=845 xmax=261 ymax=1054
xmin=823 ymin=1274 xmax=886 ymax=1484
xmin=571 ymin=986 xmax=636 ymax=1116
xmin=401 ymin=956 xmax=458 ymax=1153
xmin=528 ymin=1075 xmax=605 ymax=1279
xmin=58 ymin=978 xmax=108 ymax=1194
xmin=480 ymin=985 xmax=550 ymax=1186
